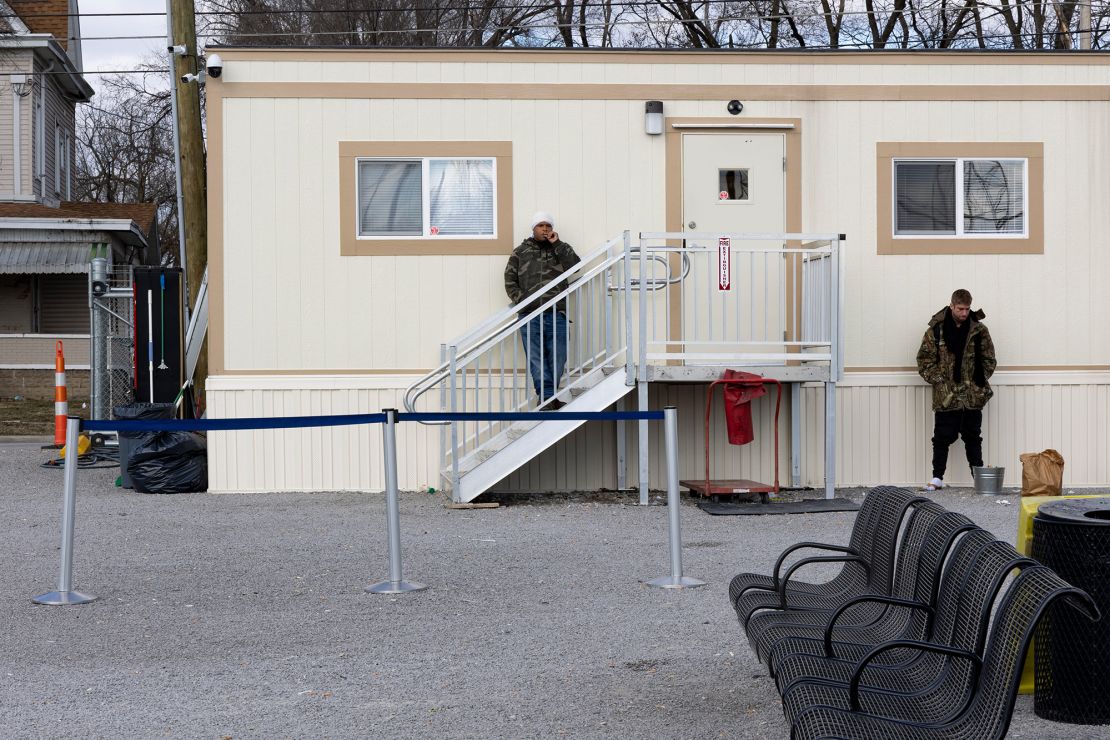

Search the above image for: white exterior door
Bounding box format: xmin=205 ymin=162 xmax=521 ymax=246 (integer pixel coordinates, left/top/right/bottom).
xmin=682 ymin=133 xmax=785 ymax=235
xmin=680 ymin=133 xmax=787 ymax=363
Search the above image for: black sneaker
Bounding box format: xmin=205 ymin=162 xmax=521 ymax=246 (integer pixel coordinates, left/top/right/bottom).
xmin=544 ymin=399 xmax=565 ymax=411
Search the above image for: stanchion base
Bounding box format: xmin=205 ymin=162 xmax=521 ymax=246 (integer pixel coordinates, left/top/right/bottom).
xmin=646 ymin=575 xmax=707 ymax=590
xmin=32 ymin=590 xmax=97 ymax=605
xmin=365 ymin=580 xmax=428 ymax=595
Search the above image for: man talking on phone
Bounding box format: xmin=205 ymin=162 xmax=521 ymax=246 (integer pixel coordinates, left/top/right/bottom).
xmin=504 ymin=211 xmax=581 ymax=410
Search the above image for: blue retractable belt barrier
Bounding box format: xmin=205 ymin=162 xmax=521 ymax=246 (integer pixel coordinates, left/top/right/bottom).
xmin=80 ymin=410 xmax=662 ymax=433
xmin=399 ymin=411 xmax=664 ymax=423
xmin=81 ymin=413 xmax=390 ymax=433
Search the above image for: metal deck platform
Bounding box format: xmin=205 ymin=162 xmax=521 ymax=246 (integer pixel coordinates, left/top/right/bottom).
xmin=647 ymin=365 xmax=830 ymax=383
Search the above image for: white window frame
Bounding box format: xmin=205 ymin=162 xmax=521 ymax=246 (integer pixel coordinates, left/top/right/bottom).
xmin=53 ymin=118 xmax=61 ymax=195
xmin=355 ymin=156 xmax=498 ymax=241
xmin=35 ymin=84 xmax=44 ymax=188
xmin=892 ymin=157 xmax=1029 ymax=239
xmin=62 ymin=130 xmax=71 ymax=200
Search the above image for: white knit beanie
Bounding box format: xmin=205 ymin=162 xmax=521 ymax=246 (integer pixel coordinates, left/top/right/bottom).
xmin=530 ymin=211 xmax=555 ymax=231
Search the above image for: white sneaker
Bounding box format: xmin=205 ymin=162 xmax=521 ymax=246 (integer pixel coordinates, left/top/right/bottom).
xmin=924 ymin=477 xmax=946 ymax=492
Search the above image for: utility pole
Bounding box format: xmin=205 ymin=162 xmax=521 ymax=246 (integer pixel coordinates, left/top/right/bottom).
xmin=168 ymin=0 xmax=208 ymax=410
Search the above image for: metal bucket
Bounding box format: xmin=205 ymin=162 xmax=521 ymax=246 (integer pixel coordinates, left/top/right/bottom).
xmin=973 ymin=466 xmax=1005 ymax=496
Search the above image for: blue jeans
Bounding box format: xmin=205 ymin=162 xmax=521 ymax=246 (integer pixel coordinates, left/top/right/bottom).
xmin=520 ymin=310 xmax=568 ymax=403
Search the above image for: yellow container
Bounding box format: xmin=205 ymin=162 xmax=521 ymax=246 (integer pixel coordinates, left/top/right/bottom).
xmin=59 ymin=433 xmax=91 ymax=459
xmin=1016 ymin=493 xmax=1103 ymax=694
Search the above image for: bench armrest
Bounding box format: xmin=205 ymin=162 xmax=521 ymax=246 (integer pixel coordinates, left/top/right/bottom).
xmin=771 ymin=542 xmax=857 ymax=587
xmin=823 ymin=596 xmax=933 ymax=657
xmin=778 ymin=555 xmax=870 ymax=610
xmin=848 ymin=640 xmax=980 ymax=711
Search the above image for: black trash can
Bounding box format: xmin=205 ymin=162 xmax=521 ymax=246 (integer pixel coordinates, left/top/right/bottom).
xmin=113 ymin=402 xmax=174 ymax=489
xmin=1032 ymin=497 xmax=1110 ymax=725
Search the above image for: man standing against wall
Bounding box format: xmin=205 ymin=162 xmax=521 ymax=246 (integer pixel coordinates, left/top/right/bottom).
xmin=504 ymin=212 xmax=581 ymax=410
xmin=916 ymin=289 xmax=997 ymax=491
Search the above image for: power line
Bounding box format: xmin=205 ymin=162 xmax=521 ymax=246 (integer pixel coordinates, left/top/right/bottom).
xmin=61 ymin=19 xmax=1105 ymax=44
xmin=40 ymin=2 xmax=1106 ymax=42
xmin=3 ymin=0 xmax=1110 ymax=21
xmin=3 ymin=6 xmax=1104 ymax=55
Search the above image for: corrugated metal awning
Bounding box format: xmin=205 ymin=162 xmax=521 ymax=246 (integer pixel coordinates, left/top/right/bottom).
xmin=0 ymin=244 xmax=92 ymax=274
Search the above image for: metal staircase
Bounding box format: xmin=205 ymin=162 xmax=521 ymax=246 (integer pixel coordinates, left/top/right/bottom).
xmin=452 ymin=369 xmax=632 ymax=502
xmin=405 ymin=231 xmax=844 ymax=503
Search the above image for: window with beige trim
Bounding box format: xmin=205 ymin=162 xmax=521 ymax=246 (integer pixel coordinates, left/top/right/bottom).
xmin=876 ymin=142 xmax=1043 ymax=255
xmin=339 ymin=141 xmax=513 ymax=256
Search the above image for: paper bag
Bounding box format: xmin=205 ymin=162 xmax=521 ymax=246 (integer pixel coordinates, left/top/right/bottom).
xmin=1019 ymin=449 xmax=1065 ymax=497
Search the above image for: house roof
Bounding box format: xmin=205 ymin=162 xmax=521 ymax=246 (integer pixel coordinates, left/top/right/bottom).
xmin=6 ymin=0 xmax=69 ymax=50
xmin=0 ymin=201 xmax=158 ymax=241
xmin=0 ymin=243 xmax=91 ymax=273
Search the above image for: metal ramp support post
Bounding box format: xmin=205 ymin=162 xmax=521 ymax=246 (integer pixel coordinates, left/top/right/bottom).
xmin=637 ymin=381 xmax=649 ymax=505
xmin=636 ymin=231 xmax=650 ymax=506
xmin=615 ymin=396 xmax=628 ymax=491
xmin=822 ymin=233 xmax=842 ymax=500
xmin=824 ymin=383 xmax=835 ymax=499
xmin=790 ymin=382 xmax=802 ymax=488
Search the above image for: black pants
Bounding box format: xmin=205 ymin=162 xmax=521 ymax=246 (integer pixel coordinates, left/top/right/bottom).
xmin=932 ymin=409 xmax=983 ymax=479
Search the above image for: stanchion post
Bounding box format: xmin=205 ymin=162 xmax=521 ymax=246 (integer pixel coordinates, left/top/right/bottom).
xmin=366 ymin=409 xmax=427 ymax=595
xmin=33 ymin=417 xmax=97 ymax=605
xmin=647 ymin=406 xmax=706 ymax=590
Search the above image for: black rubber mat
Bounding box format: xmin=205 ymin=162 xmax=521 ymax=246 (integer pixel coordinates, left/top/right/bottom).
xmin=697 ymin=498 xmax=860 ymax=516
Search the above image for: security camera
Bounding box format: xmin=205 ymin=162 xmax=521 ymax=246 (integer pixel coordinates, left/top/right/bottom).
xmin=181 ymin=72 xmax=203 ymax=84
xmin=206 ymin=53 xmax=223 ymax=79
xmin=168 ymin=44 xmax=186 ymax=55
xmin=727 ymin=100 xmax=744 ymax=115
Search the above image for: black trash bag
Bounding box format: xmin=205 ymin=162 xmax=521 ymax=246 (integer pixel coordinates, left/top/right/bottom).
xmin=113 ymin=402 xmax=175 ymax=489
xmin=128 ymin=431 xmax=208 ymax=494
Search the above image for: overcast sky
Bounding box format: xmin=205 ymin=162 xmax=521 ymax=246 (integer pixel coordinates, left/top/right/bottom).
xmin=79 ymin=0 xmax=196 ymax=93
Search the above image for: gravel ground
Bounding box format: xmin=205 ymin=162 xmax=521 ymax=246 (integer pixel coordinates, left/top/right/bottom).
xmin=2 ymin=439 xmax=1107 ymax=739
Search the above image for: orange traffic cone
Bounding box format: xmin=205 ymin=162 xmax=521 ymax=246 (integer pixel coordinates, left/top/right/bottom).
xmin=54 ymin=340 xmax=67 ymax=447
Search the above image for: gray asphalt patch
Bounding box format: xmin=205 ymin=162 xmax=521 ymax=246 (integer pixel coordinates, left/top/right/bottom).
xmin=2 ymin=442 xmax=1105 ymax=738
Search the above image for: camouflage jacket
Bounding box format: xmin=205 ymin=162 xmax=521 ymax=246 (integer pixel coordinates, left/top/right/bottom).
xmin=916 ymin=306 xmax=997 ymax=412
xmin=504 ymin=237 xmax=581 ymax=313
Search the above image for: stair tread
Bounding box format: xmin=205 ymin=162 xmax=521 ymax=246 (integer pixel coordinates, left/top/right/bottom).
xmin=448 ymin=371 xmax=634 ymax=501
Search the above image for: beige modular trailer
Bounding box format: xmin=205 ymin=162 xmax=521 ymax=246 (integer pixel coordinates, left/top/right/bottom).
xmin=206 ymin=48 xmax=1110 ymax=494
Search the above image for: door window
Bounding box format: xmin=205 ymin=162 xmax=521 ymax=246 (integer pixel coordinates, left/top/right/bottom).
xmin=718 ymin=169 xmax=750 ymax=201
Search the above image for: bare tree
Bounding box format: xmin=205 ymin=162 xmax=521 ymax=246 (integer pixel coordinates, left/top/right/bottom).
xmin=197 ymin=0 xmax=1108 ymax=51
xmin=74 ymin=72 xmax=180 ymax=265
xmin=201 ymin=0 xmax=559 ymax=48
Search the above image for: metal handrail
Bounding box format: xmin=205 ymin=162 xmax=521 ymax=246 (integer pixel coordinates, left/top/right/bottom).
xmin=400 ymin=228 xmax=843 ymax=498
xmin=403 ymin=234 xmax=628 ymax=415
xmin=405 ymin=251 xmax=628 ymax=417
xmin=634 ymin=233 xmax=843 ymax=371
xmin=609 ymin=250 xmax=691 ymax=291
xmin=442 ymin=234 xmax=623 ymax=353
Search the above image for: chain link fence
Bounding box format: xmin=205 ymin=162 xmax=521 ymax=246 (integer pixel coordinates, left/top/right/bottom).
xmin=90 ymin=265 xmax=135 ymax=420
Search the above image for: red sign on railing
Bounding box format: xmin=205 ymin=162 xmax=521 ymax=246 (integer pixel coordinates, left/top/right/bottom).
xmin=718 ymin=237 xmax=731 ymax=291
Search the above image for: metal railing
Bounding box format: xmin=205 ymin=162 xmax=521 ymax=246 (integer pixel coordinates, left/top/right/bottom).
xmin=404 ymin=234 xmax=631 ymax=489
xmin=636 ymin=232 xmax=841 ymax=373
xmin=404 ymin=230 xmax=844 ymax=492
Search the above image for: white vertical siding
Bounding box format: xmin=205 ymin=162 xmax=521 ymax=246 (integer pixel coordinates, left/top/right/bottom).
xmin=207 ymin=379 xmax=790 ymax=494
xmin=219 ymin=91 xmax=1110 ymax=373
xmin=211 ymin=54 xmax=1110 ymax=493
xmin=219 ymin=95 xmax=665 ymax=372
xmin=802 ymin=376 xmax=1110 ymax=488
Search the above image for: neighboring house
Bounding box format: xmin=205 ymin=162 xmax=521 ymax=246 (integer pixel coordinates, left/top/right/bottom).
xmin=205 ymin=47 xmax=1110 ymax=496
xmin=0 ymin=0 xmax=158 ymax=400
